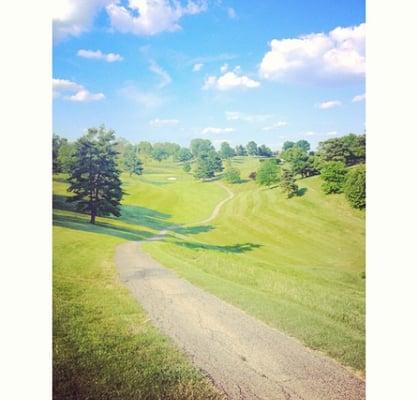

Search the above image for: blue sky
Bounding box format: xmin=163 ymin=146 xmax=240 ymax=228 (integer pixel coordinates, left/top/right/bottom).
xmin=53 ymin=0 xmax=365 ymax=150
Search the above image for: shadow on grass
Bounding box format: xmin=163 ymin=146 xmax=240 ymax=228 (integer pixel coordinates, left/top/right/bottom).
xmin=296 ymin=187 xmax=308 ymax=197
xmin=173 ymin=240 xmax=262 ymax=254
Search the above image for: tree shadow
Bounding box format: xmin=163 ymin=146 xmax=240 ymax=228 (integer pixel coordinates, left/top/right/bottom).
xmin=173 ymin=225 xmax=214 ymax=235
xmin=296 ymin=187 xmax=308 ymax=197
xmin=173 ymin=240 xmax=262 ymax=254
xmin=117 ymin=204 xmax=173 ymax=231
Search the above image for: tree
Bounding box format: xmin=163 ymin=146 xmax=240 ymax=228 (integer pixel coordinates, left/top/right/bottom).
xmin=317 ymin=133 xmax=365 ymax=166
xmin=183 ymin=162 xmax=191 ymax=173
xmin=151 ymin=144 xmax=169 ymax=162
xmin=344 ymin=164 xmax=366 ymax=209
xmin=190 ymin=138 xmax=214 ymax=158
xmin=177 ymin=147 xmax=193 ymax=162
xmin=281 ymin=146 xmax=309 ymax=177
xmin=67 ymin=126 xmax=123 ymax=224
xmin=138 ymin=141 xmax=153 ymax=157
xmin=219 ymin=141 xmax=236 ymax=159
xmin=53 ymin=134 xmax=67 ymax=173
xmin=123 ymin=144 xmax=143 ymax=176
xmin=57 ymin=141 xmax=76 ymax=173
xmin=256 ymin=159 xmax=279 ymax=188
xmin=282 ymin=141 xmax=295 ymax=151
xmin=280 ymin=166 xmax=299 ymax=198
xmin=235 ymin=144 xmax=247 ymax=156
xmin=246 ymin=141 xmax=258 ymax=156
xmin=320 ymin=161 xmax=348 ymax=194
xmin=295 ymin=140 xmax=310 ymax=152
xmin=224 ymin=166 xmax=241 ymax=183
xmin=257 ymin=144 xmax=273 ymax=157
xmin=193 ymin=150 xmax=223 ymax=180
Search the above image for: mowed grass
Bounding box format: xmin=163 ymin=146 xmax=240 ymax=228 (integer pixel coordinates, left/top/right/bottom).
xmin=142 ymin=157 xmax=366 ymax=372
xmin=52 ymin=165 xmax=226 ymax=399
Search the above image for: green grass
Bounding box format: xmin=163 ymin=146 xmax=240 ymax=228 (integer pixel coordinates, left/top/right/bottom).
xmin=53 ymin=164 xmax=225 ymax=399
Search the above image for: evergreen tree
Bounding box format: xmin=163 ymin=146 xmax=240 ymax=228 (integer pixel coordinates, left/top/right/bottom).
xmin=280 ymin=166 xmax=299 ymax=198
xmin=67 ymin=126 xmax=123 ymax=224
xmin=193 ymin=151 xmax=223 ymax=180
xmin=123 ymin=144 xmax=143 ymax=176
xmin=177 ymin=147 xmax=193 ymax=162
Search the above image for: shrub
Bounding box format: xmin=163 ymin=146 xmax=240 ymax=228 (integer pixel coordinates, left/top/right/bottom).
xmin=182 ymin=163 xmax=191 ymax=173
xmin=344 ymin=164 xmax=366 ymax=209
xmin=248 ymin=171 xmax=256 ymax=180
xmin=224 ymin=167 xmax=241 ymax=184
xmin=320 ymin=161 xmax=347 ymax=194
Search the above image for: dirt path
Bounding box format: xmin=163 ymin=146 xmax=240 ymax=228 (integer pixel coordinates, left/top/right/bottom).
xmin=115 ymin=183 xmax=365 ymax=400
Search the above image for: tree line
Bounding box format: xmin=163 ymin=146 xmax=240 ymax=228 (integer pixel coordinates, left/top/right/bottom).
xmin=53 ymin=127 xmax=365 ymax=225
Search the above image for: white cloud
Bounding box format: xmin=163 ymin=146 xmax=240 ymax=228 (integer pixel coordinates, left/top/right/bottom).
xmin=77 ymin=49 xmax=123 ymax=62
xmin=262 ymin=121 xmax=288 ymax=131
xmin=259 ymin=23 xmax=365 ymax=84
xmin=119 ymin=85 xmax=165 ymax=109
xmin=53 ymin=78 xmax=105 ymax=102
xmin=193 ymin=63 xmax=203 ymax=72
xmin=106 ymin=0 xmax=207 ymax=36
xmin=227 ymin=7 xmax=237 ymax=19
xmin=149 ymin=60 xmax=172 ymax=88
xmin=220 ymin=63 xmax=229 ymax=73
xmin=53 ymin=0 xmax=112 ymax=41
xmin=225 ymin=111 xmax=273 ymax=123
xmin=318 ymin=100 xmax=342 ymax=109
xmin=352 ymin=93 xmax=366 ymax=102
xmin=203 ymin=70 xmax=260 ymax=91
xmin=149 ymin=118 xmax=179 ymax=127
xmin=201 ymin=127 xmax=235 ymax=135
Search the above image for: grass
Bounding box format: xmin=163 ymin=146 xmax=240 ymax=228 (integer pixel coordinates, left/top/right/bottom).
xmin=53 ymin=155 xmax=365 ymax=399
xmin=53 ymin=164 xmax=225 ymax=399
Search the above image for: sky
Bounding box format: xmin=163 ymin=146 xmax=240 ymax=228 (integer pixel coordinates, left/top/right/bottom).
xmin=53 ymin=0 xmax=365 ymax=151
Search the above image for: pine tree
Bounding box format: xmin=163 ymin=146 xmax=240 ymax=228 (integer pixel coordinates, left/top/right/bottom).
xmin=67 ymin=126 xmax=123 ymax=224
xmin=123 ymin=144 xmax=143 ymax=176
xmin=280 ymin=167 xmax=299 ymax=198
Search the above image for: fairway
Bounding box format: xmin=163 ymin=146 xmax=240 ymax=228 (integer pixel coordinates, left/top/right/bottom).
xmin=54 ymin=156 xmax=365 ymax=378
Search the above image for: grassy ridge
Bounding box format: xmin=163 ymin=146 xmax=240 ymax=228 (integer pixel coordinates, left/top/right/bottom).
xmin=142 ymin=158 xmax=365 ymax=371
xmin=53 ymin=167 xmax=225 ymax=399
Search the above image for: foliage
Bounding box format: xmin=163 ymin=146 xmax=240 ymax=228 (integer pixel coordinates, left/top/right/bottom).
xmin=282 ymin=141 xmax=295 ymax=151
xmin=138 ymin=141 xmax=153 ymax=157
xmin=190 ymin=138 xmax=215 ymax=158
xmin=280 ymin=166 xmax=299 ymax=198
xmin=53 ymin=134 xmax=68 ymax=173
xmin=151 ymin=145 xmax=169 ymax=162
xmin=281 ymin=146 xmax=309 ymax=176
xmin=344 ymin=164 xmax=366 ymax=209
xmin=235 ymin=144 xmax=247 ymax=156
xmin=295 ymin=139 xmax=310 ymax=152
xmin=193 ymin=151 xmax=223 ymax=180
xmin=256 ymin=159 xmax=279 ymax=187
xmin=183 ymin=162 xmax=192 ymax=173
xmin=246 ymin=141 xmax=258 ymax=156
xmin=57 ymin=141 xmax=76 ymax=173
xmin=219 ymin=141 xmax=236 ymax=159
xmin=317 ymin=134 xmax=365 ymax=166
xmin=177 ymin=147 xmax=193 ymax=162
xmin=320 ymin=161 xmax=348 ymax=194
xmin=123 ymin=144 xmax=143 ymax=176
xmin=67 ymin=126 xmax=123 ymax=224
xmin=257 ymin=144 xmax=273 ymax=157
xmin=223 ymin=166 xmax=241 ymax=183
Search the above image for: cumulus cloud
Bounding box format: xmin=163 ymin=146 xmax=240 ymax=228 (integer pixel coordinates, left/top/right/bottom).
xmin=193 ymin=63 xmax=203 ymax=72
xmin=352 ymin=93 xmax=366 ymax=102
xmin=53 ymin=0 xmax=112 ymax=41
xmin=201 ymin=127 xmax=235 ymax=135
xmin=262 ymin=121 xmax=288 ymax=131
xmin=149 ymin=118 xmax=179 ymax=127
xmin=259 ymin=23 xmax=365 ymax=85
xmin=225 ymin=111 xmax=273 ymax=123
xmin=106 ymin=0 xmax=207 ymax=36
xmin=77 ymin=49 xmax=123 ymax=62
xmin=318 ymin=100 xmax=342 ymax=109
xmin=149 ymin=60 xmax=172 ymax=88
xmin=203 ymin=69 xmax=260 ymax=91
xmin=53 ymin=78 xmax=105 ymax=102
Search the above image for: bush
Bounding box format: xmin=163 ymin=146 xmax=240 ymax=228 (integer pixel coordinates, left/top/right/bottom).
xmin=248 ymin=171 xmax=256 ymax=180
xmin=344 ymin=164 xmax=366 ymax=209
xmin=224 ymin=167 xmax=241 ymax=183
xmin=320 ymin=161 xmax=347 ymax=194
xmin=182 ymin=163 xmax=191 ymax=173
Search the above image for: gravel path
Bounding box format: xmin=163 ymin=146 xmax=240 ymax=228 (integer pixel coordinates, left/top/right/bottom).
xmin=115 ymin=183 xmax=365 ymax=400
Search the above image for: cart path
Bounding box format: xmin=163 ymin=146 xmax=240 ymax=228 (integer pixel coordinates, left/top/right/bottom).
xmin=115 ymin=183 xmax=365 ymax=400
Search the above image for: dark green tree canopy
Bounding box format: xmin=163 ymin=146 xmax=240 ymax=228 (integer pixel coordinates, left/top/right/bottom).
xmin=246 ymin=141 xmax=258 ymax=156
xmin=67 ymin=126 xmax=123 ymax=224
xmin=257 ymin=144 xmax=273 ymax=157
xmin=280 ymin=166 xmax=299 ymax=198
xmin=295 ymin=140 xmax=310 ymax=152
xmin=320 ymin=161 xmax=348 ymax=194
xmin=190 ymin=138 xmax=215 ymax=158
xmin=57 ymin=141 xmax=76 ymax=173
xmin=193 ymin=150 xmax=223 ymax=180
xmin=282 ymin=141 xmax=295 ymax=152
xmin=317 ymin=134 xmax=365 ymax=166
xmin=177 ymin=147 xmax=193 ymax=162
xmin=344 ymin=164 xmax=366 ymax=209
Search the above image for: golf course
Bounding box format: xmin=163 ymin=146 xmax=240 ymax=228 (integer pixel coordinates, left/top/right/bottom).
xmin=53 ymin=156 xmax=365 ymax=399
